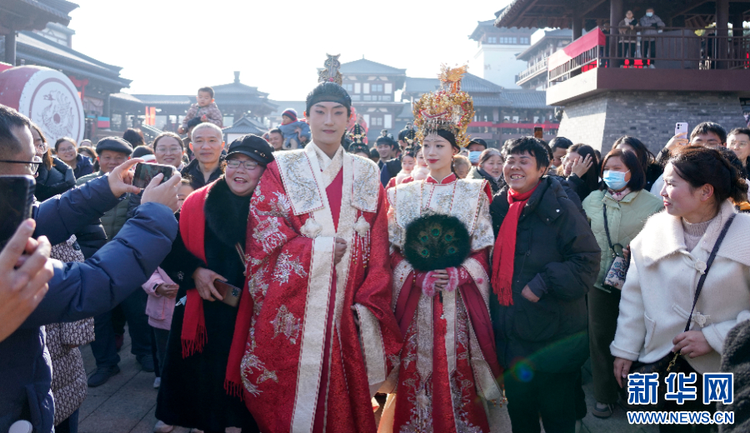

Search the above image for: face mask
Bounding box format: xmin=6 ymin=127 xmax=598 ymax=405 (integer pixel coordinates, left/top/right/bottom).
xmin=469 ymin=151 xmax=482 ymax=164
xmin=646 ymin=12 xmax=653 ymax=17
xmin=603 ymin=170 xmax=630 ymax=191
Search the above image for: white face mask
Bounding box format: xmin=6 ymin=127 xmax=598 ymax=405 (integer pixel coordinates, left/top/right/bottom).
xmin=646 ymin=12 xmax=654 ymax=17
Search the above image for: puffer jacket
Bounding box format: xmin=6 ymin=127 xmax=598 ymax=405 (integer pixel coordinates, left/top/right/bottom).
xmin=77 ymin=171 xmax=131 ymax=241
xmin=582 ymin=188 xmax=663 ymax=291
xmin=72 ymin=154 xmax=94 ymax=179
xmin=489 ymin=176 xmax=601 ymax=371
xmin=0 ymin=176 xmax=178 ymax=433
xmin=46 ymin=236 xmax=93 ymax=425
xmin=35 ymin=157 xmax=75 ymax=202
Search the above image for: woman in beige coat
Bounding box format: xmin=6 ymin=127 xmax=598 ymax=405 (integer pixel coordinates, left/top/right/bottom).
xmin=611 ymin=146 xmax=750 ymax=432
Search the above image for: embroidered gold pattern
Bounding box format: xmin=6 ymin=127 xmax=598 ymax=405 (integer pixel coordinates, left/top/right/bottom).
xmin=399 ymin=376 xmax=433 ymax=433
xmin=270 ymin=305 xmax=301 ymax=344
xmin=272 ymin=252 xmax=307 ymax=284
xmin=257 ymin=368 xmax=279 ymax=384
xmin=274 ymin=151 xmax=323 ymax=214
xmin=252 ymin=217 xmax=287 ymax=254
xmin=351 ymin=156 xmax=380 ymax=212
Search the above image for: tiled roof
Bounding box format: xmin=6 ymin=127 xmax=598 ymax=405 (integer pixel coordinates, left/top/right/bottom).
xmin=268 ymin=101 xmax=307 ymax=117
xmin=404 ymin=73 xmax=502 ymax=96
xmin=133 ymin=94 xmax=192 ymax=106
xmin=500 ymin=89 xmax=550 ymax=108
xmin=224 ymin=116 xmax=266 ymax=134
xmin=516 ymin=29 xmax=573 ymax=60
xmin=340 ymin=58 xmax=406 ymax=75
xmin=17 ymin=31 xmax=131 ymax=88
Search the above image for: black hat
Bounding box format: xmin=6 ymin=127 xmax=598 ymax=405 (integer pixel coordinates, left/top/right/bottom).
xmin=227 ymin=134 xmax=275 ymax=167
xmin=96 ymin=137 xmax=133 ymax=156
xmin=375 ymin=130 xmax=398 ymax=149
xmin=469 ymin=138 xmax=488 ymax=149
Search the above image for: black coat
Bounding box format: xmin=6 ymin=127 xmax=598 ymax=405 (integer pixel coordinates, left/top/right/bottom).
xmin=72 ymin=154 xmax=94 ymax=179
xmin=476 ymin=167 xmax=505 ymax=195
xmin=489 ymin=177 xmax=600 ymax=372
xmin=156 ymin=178 xmax=258 ymax=432
xmin=181 ymin=158 xmax=224 ymax=191
xmin=35 ymin=157 xmax=75 ymax=202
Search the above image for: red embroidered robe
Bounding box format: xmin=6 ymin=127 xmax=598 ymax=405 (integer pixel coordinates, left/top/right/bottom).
xmin=236 ymin=143 xmax=402 ymax=433
xmin=381 ymin=174 xmax=511 ymax=433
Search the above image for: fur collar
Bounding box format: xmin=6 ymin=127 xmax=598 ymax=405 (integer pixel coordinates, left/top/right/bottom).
xmin=204 ymin=177 xmax=251 ymax=248
xmin=637 ymin=200 xmax=750 ymax=267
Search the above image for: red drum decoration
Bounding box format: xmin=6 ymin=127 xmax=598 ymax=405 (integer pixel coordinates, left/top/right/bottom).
xmin=0 ymin=66 xmax=85 ymax=144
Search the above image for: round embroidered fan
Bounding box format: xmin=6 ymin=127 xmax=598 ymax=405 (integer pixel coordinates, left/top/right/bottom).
xmin=403 ymin=214 xmax=471 ymax=272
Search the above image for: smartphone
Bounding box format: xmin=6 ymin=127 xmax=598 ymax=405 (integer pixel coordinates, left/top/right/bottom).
xmin=0 ymin=175 xmax=36 ymax=247
xmin=133 ymin=163 xmax=175 ymax=189
xmin=675 ymin=122 xmax=689 ymax=137
xmin=214 ymin=279 xmax=242 ymax=307
xmin=534 ymin=126 xmax=544 ymax=139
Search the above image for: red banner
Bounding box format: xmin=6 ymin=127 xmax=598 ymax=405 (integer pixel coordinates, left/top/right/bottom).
xmin=548 ymin=28 xmax=606 ymax=71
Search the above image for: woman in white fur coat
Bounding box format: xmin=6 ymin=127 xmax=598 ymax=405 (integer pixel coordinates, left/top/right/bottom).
xmin=611 ymin=146 xmax=750 ymax=432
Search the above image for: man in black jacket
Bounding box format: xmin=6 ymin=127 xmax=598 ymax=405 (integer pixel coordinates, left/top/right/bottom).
xmin=490 ymin=137 xmax=600 ymax=433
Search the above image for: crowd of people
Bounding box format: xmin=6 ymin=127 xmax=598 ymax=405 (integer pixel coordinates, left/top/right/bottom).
xmin=2 ymin=60 xmax=750 ymax=433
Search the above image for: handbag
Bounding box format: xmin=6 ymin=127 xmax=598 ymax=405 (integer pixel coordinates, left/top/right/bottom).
xmin=626 ymin=214 xmax=735 ymax=410
xmin=602 ymin=205 xmax=630 ymax=290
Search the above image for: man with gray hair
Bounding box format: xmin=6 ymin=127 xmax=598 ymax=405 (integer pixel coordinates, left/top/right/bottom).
xmin=181 ymin=122 xmax=225 ymax=190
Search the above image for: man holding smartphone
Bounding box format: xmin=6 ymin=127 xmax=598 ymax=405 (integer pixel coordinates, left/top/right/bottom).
xmin=0 ymin=105 xmax=181 ymax=433
xmin=77 ymin=137 xmax=158 ymax=385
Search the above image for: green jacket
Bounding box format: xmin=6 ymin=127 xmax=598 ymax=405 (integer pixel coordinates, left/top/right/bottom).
xmin=582 ymin=188 xmax=663 ymax=291
xmin=76 ymin=171 xmax=131 ymax=241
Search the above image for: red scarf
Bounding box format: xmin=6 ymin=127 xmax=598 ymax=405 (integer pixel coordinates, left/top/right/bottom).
xmin=179 ymin=181 xmax=254 ymax=399
xmin=491 ymin=183 xmax=539 ymax=306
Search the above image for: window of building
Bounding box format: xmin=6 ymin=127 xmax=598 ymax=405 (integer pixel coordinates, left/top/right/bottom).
xmin=343 ymin=83 xmax=354 ymax=92
xmin=371 ymin=117 xmax=383 ymax=126
xmin=371 ymin=84 xmax=384 ymax=93
xmin=520 ymin=37 xmax=530 ymax=44
xmin=487 ymin=36 xmax=497 ymax=44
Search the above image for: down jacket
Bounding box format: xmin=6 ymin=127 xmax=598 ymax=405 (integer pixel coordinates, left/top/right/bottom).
xmin=76 ymin=171 xmax=131 ymax=241
xmin=35 ymin=157 xmax=76 ymax=202
xmin=0 ymin=176 xmax=178 ymax=433
xmin=489 ymin=176 xmax=601 ymax=372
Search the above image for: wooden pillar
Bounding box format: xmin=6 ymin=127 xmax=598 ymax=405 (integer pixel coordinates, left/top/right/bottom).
xmin=716 ymin=0 xmax=729 ymax=68
xmin=4 ymin=31 xmax=16 ymax=66
xmin=610 ymin=0 xmax=623 ymax=62
xmin=572 ymin=7 xmax=583 ymax=40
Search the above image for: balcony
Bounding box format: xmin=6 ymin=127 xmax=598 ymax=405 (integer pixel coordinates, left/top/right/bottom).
xmin=545 ymin=27 xmax=750 ymax=106
xmin=515 ymin=58 xmax=548 ymax=86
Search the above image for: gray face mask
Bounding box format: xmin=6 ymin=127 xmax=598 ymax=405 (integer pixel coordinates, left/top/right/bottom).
xmin=646 ymin=12 xmax=654 ymax=17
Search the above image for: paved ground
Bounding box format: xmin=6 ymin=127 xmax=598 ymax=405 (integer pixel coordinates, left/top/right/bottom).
xmin=78 ymin=331 xmax=658 ymax=433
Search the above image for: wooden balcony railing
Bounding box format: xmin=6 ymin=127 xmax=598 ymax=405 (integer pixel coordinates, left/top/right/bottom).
xmin=548 ymin=27 xmax=750 ymax=86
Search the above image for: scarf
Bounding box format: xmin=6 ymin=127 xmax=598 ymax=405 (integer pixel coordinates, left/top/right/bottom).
xmin=608 ymin=187 xmax=631 ymax=201
xmin=491 ymin=183 xmax=539 ymax=306
xmin=180 ymin=179 xmax=255 ymax=399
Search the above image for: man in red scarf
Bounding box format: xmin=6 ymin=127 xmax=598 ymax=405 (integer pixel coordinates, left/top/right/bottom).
xmin=489 ymin=137 xmax=600 ymax=433
xmin=228 ymin=62 xmax=401 ymax=433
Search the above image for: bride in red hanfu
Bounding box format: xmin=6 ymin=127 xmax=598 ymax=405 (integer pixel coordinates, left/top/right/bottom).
xmin=379 ymin=66 xmax=511 ymax=433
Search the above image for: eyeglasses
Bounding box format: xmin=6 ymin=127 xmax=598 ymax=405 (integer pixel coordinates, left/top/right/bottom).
xmin=226 ymin=159 xmax=259 ymax=170
xmin=0 ymin=156 xmax=43 ymax=174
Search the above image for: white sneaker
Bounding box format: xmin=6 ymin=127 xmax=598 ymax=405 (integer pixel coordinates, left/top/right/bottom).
xmin=153 ymin=420 xmax=174 ymax=433
xmin=153 ymin=377 xmax=161 ymax=389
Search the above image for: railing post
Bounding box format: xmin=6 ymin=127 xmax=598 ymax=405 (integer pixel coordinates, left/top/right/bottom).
xmin=716 ymin=0 xmax=729 ymax=69
xmin=609 ymin=0 xmax=623 ymax=67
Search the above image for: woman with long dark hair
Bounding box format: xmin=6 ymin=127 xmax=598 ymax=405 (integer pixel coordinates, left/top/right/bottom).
xmin=613 ymin=135 xmax=663 ymax=191
xmin=30 ymin=124 xmax=75 ymax=201
xmin=560 ymin=143 xmax=600 ymax=201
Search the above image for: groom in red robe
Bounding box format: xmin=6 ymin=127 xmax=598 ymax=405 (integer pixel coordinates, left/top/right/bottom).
xmin=227 ymin=58 xmax=402 ymax=433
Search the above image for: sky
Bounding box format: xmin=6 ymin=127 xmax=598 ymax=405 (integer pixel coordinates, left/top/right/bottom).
xmin=68 ymin=0 xmax=512 ymax=101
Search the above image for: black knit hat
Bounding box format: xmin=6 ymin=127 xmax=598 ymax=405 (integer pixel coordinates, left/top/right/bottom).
xmin=227 ymin=134 xmax=275 ymax=167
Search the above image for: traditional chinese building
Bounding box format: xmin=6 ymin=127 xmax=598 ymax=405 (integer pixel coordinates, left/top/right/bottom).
xmin=402 ymin=72 xmax=558 ymax=148
xmin=468 ymin=19 xmax=535 ymax=88
xmin=0 ymin=1 xmax=134 ymax=139
xmin=339 ymin=58 xmax=407 ymax=142
xmin=495 ymin=0 xmax=750 ymax=153
xmin=516 ymin=29 xmax=573 ymax=90
xmin=135 ymin=71 xmax=276 ymax=132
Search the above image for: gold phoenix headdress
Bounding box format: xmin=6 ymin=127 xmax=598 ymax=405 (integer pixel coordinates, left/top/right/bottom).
xmin=413 ymin=65 xmax=474 ymax=148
